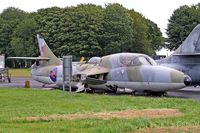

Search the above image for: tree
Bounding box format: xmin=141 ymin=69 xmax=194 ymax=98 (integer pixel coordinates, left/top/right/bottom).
xmin=166 ymin=4 xmax=200 ymax=50
xmin=58 ymin=4 xmax=104 ymax=57
xmin=146 ymin=19 xmax=164 ymax=53
xmin=128 ymin=10 xmax=151 ymax=54
xmin=11 ymin=18 xmax=38 ymax=57
xmin=0 ymin=4 xmax=166 ymax=58
xmin=101 ymin=4 xmax=134 ymax=55
xmin=34 ymin=7 xmax=63 ymax=56
xmin=0 ymin=7 xmax=28 ymax=56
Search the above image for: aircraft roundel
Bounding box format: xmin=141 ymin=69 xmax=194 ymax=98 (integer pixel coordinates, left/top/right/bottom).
xmin=50 ymin=67 xmax=57 ymax=82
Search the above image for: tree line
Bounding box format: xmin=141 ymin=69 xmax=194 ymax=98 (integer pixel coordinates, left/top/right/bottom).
xmin=0 ymin=4 xmax=164 ymax=59
xmin=1 ymin=3 xmax=200 ymax=59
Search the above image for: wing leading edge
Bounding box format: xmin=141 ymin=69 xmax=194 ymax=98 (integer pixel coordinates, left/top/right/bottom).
xmin=7 ymin=57 xmax=50 ymax=60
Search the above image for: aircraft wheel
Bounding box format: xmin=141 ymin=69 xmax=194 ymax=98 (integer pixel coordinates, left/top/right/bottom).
xmin=143 ymin=91 xmax=150 ymax=96
xmin=150 ymin=92 xmax=166 ymax=97
xmin=106 ymin=85 xmax=117 ymax=93
xmin=112 ymin=85 xmax=118 ymax=93
xmin=131 ymin=91 xmax=136 ymax=96
xmin=86 ymin=88 xmax=95 ymax=93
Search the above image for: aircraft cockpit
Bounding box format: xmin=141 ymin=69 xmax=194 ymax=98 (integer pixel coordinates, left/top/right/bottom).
xmin=130 ymin=56 xmax=157 ymax=66
xmin=118 ymin=54 xmax=157 ymax=67
xmin=99 ymin=53 xmax=157 ymax=69
xmin=87 ymin=57 xmax=101 ymax=64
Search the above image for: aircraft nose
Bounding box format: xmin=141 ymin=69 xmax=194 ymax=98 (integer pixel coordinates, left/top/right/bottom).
xmin=184 ymin=76 xmax=192 ymax=86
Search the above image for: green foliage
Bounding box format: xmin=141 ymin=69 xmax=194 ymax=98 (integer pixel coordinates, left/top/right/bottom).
xmin=60 ymin=4 xmax=104 ymax=57
xmin=11 ymin=18 xmax=38 ymax=57
xmin=146 ymin=19 xmax=164 ymax=52
xmin=102 ymin=4 xmax=133 ymax=55
xmin=166 ymin=4 xmax=200 ymax=50
xmin=0 ymin=89 xmax=200 ymax=132
xmin=128 ymin=10 xmax=151 ymax=54
xmin=34 ymin=7 xmax=64 ymax=56
xmin=0 ymin=7 xmax=28 ymax=56
xmin=0 ymin=4 xmax=164 ymax=57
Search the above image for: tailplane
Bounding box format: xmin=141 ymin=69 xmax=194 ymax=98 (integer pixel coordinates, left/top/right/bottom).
xmin=37 ymin=34 xmax=61 ymax=65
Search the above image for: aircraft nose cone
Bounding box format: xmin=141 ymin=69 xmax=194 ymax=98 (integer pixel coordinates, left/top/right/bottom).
xmin=184 ymin=76 xmax=192 ymax=86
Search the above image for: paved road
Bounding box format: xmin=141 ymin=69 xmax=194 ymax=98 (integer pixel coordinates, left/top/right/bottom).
xmin=1 ymin=77 xmax=200 ymax=100
xmin=167 ymin=87 xmax=200 ymax=100
xmin=0 ymin=77 xmax=55 ymax=90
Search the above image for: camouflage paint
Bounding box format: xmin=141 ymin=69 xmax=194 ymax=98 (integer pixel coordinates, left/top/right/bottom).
xmin=32 ymin=35 xmax=191 ymax=92
xmin=158 ymin=24 xmax=200 ymax=85
xmin=126 ymin=66 xmax=143 ymax=82
xmin=108 ymin=67 xmax=129 ymax=81
xmin=170 ymin=70 xmax=185 ymax=83
xmin=100 ymin=56 xmax=112 ymax=68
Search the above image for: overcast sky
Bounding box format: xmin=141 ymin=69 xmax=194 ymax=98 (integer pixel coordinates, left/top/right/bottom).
xmin=1 ymin=0 xmax=199 ymax=55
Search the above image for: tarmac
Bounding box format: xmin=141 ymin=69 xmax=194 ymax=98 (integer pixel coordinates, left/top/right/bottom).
xmin=0 ymin=77 xmax=55 ymax=90
xmin=1 ymin=77 xmax=200 ymax=100
xmin=167 ymin=87 xmax=200 ymax=100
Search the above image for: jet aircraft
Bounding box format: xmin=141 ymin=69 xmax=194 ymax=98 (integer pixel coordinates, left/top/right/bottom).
xmin=8 ymin=35 xmax=192 ymax=95
xmin=157 ymin=24 xmax=200 ymax=87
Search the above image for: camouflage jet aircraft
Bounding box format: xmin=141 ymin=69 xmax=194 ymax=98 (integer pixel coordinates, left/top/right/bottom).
xmin=157 ymin=24 xmax=200 ymax=87
xmin=8 ymin=35 xmax=192 ymax=95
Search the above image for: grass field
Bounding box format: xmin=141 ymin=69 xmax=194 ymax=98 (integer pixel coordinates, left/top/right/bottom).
xmin=9 ymin=69 xmax=31 ymax=78
xmin=0 ymin=89 xmax=200 ymax=132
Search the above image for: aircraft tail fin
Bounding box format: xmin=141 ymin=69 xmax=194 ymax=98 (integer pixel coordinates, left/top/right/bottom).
xmin=37 ymin=34 xmax=61 ymax=65
xmin=158 ymin=24 xmax=200 ymax=64
xmin=174 ymin=24 xmax=200 ymax=54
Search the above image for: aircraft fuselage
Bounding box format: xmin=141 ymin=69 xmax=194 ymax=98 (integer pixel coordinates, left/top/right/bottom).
xmin=31 ymin=63 xmax=190 ymax=92
xmin=161 ymin=63 xmax=200 ymax=86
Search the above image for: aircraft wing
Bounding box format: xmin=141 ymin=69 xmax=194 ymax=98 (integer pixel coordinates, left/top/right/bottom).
xmin=75 ymin=66 xmax=109 ymax=93
xmin=173 ymin=53 xmax=200 ymax=56
xmin=78 ymin=65 xmax=109 ymax=76
xmin=7 ymin=57 xmax=50 ymax=60
xmin=85 ymin=77 xmax=107 ymax=85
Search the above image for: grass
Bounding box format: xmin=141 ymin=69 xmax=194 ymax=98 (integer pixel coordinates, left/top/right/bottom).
xmin=9 ymin=68 xmax=31 ymax=78
xmin=0 ymin=88 xmax=200 ymax=132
